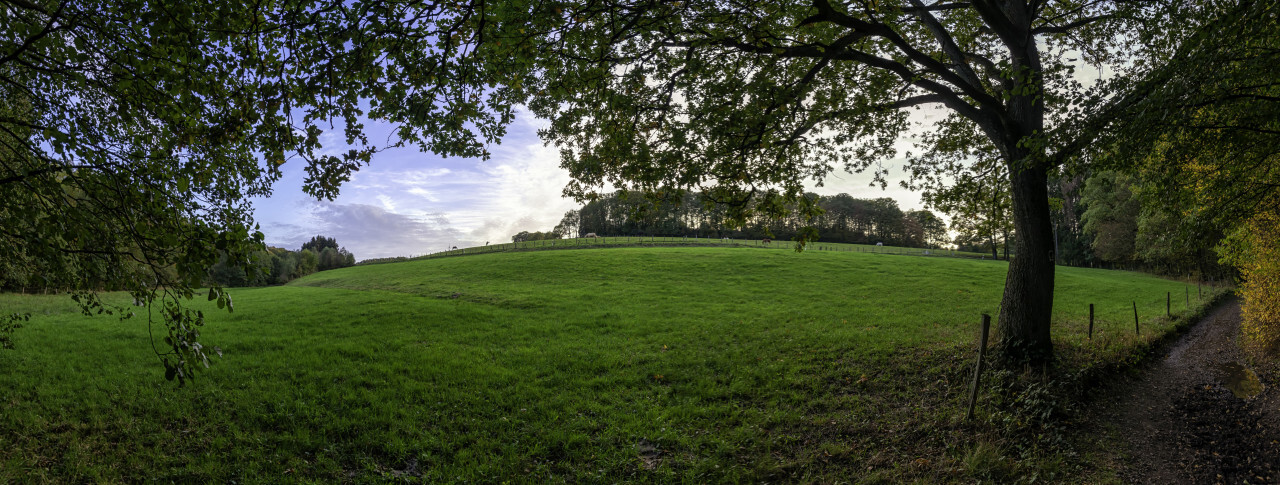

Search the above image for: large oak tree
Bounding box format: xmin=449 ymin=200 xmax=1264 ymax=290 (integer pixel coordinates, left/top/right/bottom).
xmin=476 ymin=0 xmax=1192 ymax=364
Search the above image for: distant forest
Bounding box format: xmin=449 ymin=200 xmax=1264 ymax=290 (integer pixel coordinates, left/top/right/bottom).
xmin=523 ymin=185 xmax=1232 ymax=279
xmin=205 ymin=236 xmax=355 ymax=288
xmin=548 ymin=191 xmax=949 ymax=249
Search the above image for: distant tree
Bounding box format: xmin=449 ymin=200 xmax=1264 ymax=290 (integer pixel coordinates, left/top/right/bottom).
xmin=932 ymin=162 xmax=1013 ymax=261
xmin=866 ymin=199 xmax=906 ymax=245
xmin=207 ymin=254 xmax=249 ymax=288
xmin=906 ymin=210 xmax=948 ymax=249
xmin=301 ymin=236 xmax=340 ymax=254
xmin=317 ymin=247 xmax=342 ymax=271
xmin=554 ymin=210 xmax=582 ymax=238
xmin=270 ymin=250 xmax=298 ymax=285
xmin=512 ymin=231 xmax=562 ymax=243
xmin=1049 ymin=174 xmax=1095 ymax=267
xmin=295 ymin=250 xmax=319 ymax=279
xmin=1080 ymin=171 xmax=1140 ymax=265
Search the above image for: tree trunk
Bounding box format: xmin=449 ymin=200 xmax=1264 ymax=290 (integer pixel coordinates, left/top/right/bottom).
xmin=996 ymin=159 xmax=1056 ymax=366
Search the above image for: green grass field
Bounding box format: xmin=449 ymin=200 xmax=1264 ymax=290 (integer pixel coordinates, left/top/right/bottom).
xmin=0 ymin=247 xmax=1221 ymax=483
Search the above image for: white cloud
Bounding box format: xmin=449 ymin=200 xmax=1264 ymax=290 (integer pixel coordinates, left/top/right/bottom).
xmin=264 ymin=201 xmax=466 ymax=259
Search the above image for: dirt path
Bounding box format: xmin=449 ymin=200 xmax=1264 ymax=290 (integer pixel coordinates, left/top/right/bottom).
xmin=1095 ymin=298 xmax=1280 ymax=484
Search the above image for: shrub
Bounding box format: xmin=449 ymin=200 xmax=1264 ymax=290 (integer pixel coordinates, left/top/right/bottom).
xmin=1221 ymin=211 xmax=1280 ymax=352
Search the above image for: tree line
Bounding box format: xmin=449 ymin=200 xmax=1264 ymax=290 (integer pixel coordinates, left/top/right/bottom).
xmin=507 ymin=175 xmax=1235 ymax=282
xmin=202 ymin=236 xmax=355 ymax=288
xmin=535 ymin=191 xmax=948 ymax=249
xmin=3 ymin=235 xmax=355 ymax=292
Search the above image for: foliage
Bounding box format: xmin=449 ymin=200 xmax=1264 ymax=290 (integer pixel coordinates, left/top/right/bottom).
xmin=203 ymin=236 xmax=353 ymax=288
xmin=0 ymin=312 xmax=28 ymax=350
xmin=906 ymin=209 xmax=949 ymax=249
xmin=1049 ymin=173 xmax=1095 ymax=268
xmin=510 ymin=230 xmax=561 ymax=243
xmin=911 ymin=128 xmax=1014 ymax=260
xmin=1221 ymin=213 xmax=1280 ymax=352
xmin=561 ymin=190 xmax=944 ymax=248
xmin=296 ymin=249 xmax=319 ymax=277
xmin=204 ymin=245 xmax=354 ymax=288
xmin=0 ymin=247 xmax=1209 ymax=481
xmin=1080 ymin=171 xmax=1140 ymax=264
xmin=1093 ymin=1 xmax=1279 ymax=345
xmin=301 ymin=236 xmax=340 ymax=254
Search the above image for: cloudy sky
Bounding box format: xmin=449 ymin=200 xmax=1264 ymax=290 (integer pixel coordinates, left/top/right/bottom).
xmin=250 ymin=112 xmax=929 ymax=260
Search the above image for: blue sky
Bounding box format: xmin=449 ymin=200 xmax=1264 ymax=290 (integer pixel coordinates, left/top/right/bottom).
xmin=250 ymin=112 xmax=927 ymax=260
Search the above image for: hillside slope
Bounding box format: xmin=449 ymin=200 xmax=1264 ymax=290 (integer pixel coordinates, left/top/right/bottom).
xmin=0 ymin=247 xmax=1217 ymax=482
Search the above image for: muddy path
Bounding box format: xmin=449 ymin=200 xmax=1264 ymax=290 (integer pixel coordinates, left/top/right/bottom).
xmin=1091 ymin=298 xmax=1280 ymax=484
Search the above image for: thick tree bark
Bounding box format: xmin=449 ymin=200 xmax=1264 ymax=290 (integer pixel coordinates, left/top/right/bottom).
xmin=996 ymin=155 xmax=1056 ymax=365
xmin=980 ymin=1 xmax=1056 ymax=366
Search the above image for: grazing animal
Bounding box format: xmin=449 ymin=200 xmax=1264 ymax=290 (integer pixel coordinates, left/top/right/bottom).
xmin=585 ymin=233 xmax=598 ymax=238
xmin=762 ymin=238 xmax=771 ymax=245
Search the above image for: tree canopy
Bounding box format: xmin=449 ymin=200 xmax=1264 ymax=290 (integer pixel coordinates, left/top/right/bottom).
xmin=552 ymin=190 xmax=946 ymax=248
xmin=1095 ymin=0 xmax=1280 ymax=350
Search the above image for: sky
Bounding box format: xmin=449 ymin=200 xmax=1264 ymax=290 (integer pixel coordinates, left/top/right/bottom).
xmin=250 ymin=111 xmax=930 ymax=261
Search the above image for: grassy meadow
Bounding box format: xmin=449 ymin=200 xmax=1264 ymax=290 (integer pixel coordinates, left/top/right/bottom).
xmin=0 ymin=246 xmax=1221 ymax=483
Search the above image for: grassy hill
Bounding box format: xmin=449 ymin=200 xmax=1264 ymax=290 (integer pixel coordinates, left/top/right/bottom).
xmin=0 ymin=247 xmax=1221 ymax=482
xmin=360 ymin=235 xmax=993 ymax=264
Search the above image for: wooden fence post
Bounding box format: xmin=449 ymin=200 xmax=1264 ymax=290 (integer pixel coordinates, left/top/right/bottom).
xmin=1134 ymin=301 xmax=1140 ymax=335
xmin=967 ymin=314 xmax=992 ymax=420
xmin=1167 ymin=292 xmax=1171 ymax=317
xmin=1088 ymin=304 xmax=1094 ymax=340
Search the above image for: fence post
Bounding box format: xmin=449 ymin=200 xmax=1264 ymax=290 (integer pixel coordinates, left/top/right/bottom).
xmin=1185 ymin=286 xmax=1189 ymax=309
xmin=1134 ymin=301 xmax=1140 ymax=335
xmin=1088 ymin=304 xmax=1094 ymax=340
xmin=1167 ymin=292 xmax=1171 ymax=317
xmin=967 ymin=314 xmax=992 ymax=420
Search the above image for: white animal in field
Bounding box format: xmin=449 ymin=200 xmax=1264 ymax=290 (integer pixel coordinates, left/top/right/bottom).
xmin=585 ymin=233 xmax=598 ymax=238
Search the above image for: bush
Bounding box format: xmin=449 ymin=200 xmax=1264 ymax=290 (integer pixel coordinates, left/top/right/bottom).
xmin=1221 ymin=211 xmax=1280 ymax=352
